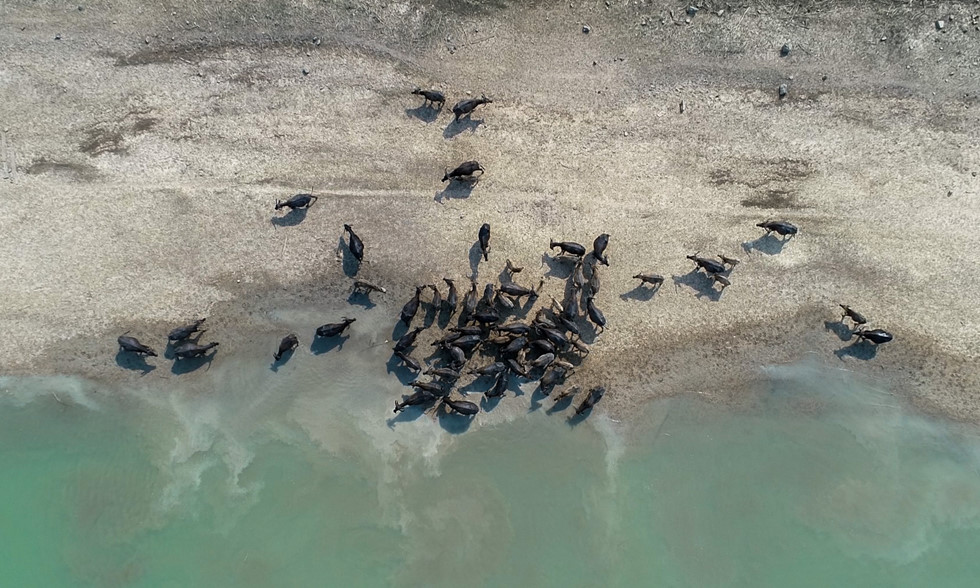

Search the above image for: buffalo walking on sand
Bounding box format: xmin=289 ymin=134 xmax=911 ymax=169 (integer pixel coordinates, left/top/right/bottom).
xmin=451 ymin=95 xmax=492 ymax=122
xmin=118 ymin=335 xmax=157 ymax=357
xmin=275 ymin=193 xmax=317 ymax=211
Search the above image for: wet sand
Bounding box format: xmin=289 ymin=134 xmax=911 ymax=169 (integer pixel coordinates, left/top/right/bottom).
xmin=1 ymin=0 xmax=979 ymax=421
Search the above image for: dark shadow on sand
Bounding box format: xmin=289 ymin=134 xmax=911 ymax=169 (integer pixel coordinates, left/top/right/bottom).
xmin=311 ymin=335 xmax=348 ymax=355
xmin=405 ymin=104 xmax=441 ymax=123
xmin=835 ymin=340 xmax=879 ymax=361
xmin=742 ymin=234 xmax=789 ymax=255
xmin=347 ymin=290 xmax=377 ymax=310
xmin=542 ymin=253 xmax=575 ymax=279
xmin=115 ymin=350 xmax=157 ymax=375
xmin=468 ymin=241 xmax=484 ymax=280
xmin=672 ymin=270 xmax=722 ymax=302
xmin=824 ymin=320 xmax=854 ymax=342
xmin=170 ymin=353 xmax=216 ymax=375
xmin=443 ymin=116 xmax=484 ymax=138
xmin=620 ymin=284 xmax=661 ymax=302
xmin=434 ymin=179 xmax=476 ymax=203
xmin=271 ymin=207 xmax=308 ymax=227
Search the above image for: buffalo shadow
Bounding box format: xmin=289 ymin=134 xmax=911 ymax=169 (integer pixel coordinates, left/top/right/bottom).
xmin=271 ymin=207 xmax=308 ymax=227
xmin=386 ymin=353 xmax=420 ymax=385
xmin=742 ymin=234 xmax=789 ymax=255
xmin=115 ymin=350 xmax=156 ymax=375
xmin=672 ymin=270 xmax=723 ymax=302
xmin=435 ymin=405 xmax=475 ymax=433
xmin=620 ymin=283 xmax=661 ymax=302
xmin=541 ymin=253 xmax=575 ymax=279
xmin=310 ymin=335 xmax=348 ymax=355
xmin=468 ymin=241 xmax=484 ymax=280
xmin=443 ymin=116 xmax=484 ymax=139
xmin=405 ymin=104 xmax=441 ymax=123
xmin=434 ymin=179 xmax=476 ymax=202
xmin=170 ymin=352 xmax=216 ymax=375
xmin=347 ymin=290 xmax=377 ymax=310
xmin=270 ymin=347 xmax=296 ymax=372
xmin=546 ymin=390 xmax=576 ymax=415
xmin=834 ymin=340 xmax=879 ymax=361
xmin=386 ymin=402 xmax=432 ymax=427
xmin=824 ymin=320 xmax=854 ymax=342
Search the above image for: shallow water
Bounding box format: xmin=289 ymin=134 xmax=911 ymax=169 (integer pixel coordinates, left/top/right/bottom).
xmin=2 ymin=349 xmax=980 ymax=586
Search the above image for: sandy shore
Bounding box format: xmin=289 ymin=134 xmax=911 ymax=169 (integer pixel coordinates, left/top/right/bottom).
xmin=1 ymin=0 xmax=978 ymax=420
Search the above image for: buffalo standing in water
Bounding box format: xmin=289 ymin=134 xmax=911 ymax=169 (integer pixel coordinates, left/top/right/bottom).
xmin=343 ymin=224 xmax=364 ymax=262
xmin=274 ymin=334 xmax=299 ymax=361
xmin=439 ymin=396 xmax=480 ymax=416
xmin=478 ymin=223 xmax=491 ymax=261
xmin=575 ymin=386 xmax=606 ymax=415
xmin=118 ymin=335 xmax=157 ymax=357
xmin=400 ymin=286 xmax=423 ymax=326
xmin=316 ymin=318 xmax=356 ymax=338
xmin=394 ymin=389 xmax=436 ymax=413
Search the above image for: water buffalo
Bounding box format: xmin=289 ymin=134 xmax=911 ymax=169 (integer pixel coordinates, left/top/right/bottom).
xmin=592 ymin=233 xmax=610 ymax=265
xmin=118 ymin=335 xmax=157 ymax=357
xmin=853 ymin=328 xmax=893 ymax=345
xmin=343 ymin=224 xmax=365 ymax=262
xmin=173 ymin=341 xmax=219 ymax=360
xmin=393 ymin=350 xmax=422 ymax=372
xmin=352 ymin=280 xmax=386 ymax=295
xmin=585 ymin=296 xmax=606 ymax=332
xmin=687 ymin=254 xmax=726 ymax=275
xmin=451 ymin=94 xmax=492 ymax=122
xmin=400 ymin=286 xmax=423 ymax=326
xmin=275 ymin=193 xmax=317 ymax=211
xmin=757 ymin=220 xmax=798 ymax=238
xmin=443 ymin=278 xmax=459 ymax=314
xmin=393 ymin=326 xmax=426 ymax=353
xmin=394 ymin=389 xmax=435 ymax=413
xmin=551 ymin=240 xmax=586 ymax=257
xmin=412 ymin=87 xmax=445 ymax=108
xmin=633 ymin=273 xmax=664 ymax=287
xmin=442 ymin=160 xmax=484 ymax=182
xmin=274 ymin=333 xmax=299 ymax=361
xmin=168 ymin=318 xmax=206 ymax=342
xmin=478 ymin=223 xmax=491 ymax=261
xmin=316 ymin=317 xmax=356 ymax=338
xmin=839 ymin=304 xmax=868 ymax=326
xmin=575 ymin=386 xmax=606 ymax=415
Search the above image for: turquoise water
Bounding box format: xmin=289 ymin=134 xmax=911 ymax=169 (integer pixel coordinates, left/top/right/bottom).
xmin=2 ymin=355 xmax=980 ymax=587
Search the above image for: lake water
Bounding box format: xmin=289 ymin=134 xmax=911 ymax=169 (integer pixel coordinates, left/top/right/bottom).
xmin=2 ymin=344 xmax=980 ymax=587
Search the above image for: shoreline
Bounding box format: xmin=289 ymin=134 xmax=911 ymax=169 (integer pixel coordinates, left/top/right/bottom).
xmin=2 ymin=0 xmax=979 ymax=424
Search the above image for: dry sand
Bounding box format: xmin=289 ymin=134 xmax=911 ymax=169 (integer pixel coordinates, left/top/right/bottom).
xmin=1 ymin=0 xmax=979 ymax=420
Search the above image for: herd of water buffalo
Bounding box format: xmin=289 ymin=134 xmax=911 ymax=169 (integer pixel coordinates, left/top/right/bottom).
xmin=116 ymin=88 xmax=893 ymax=420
